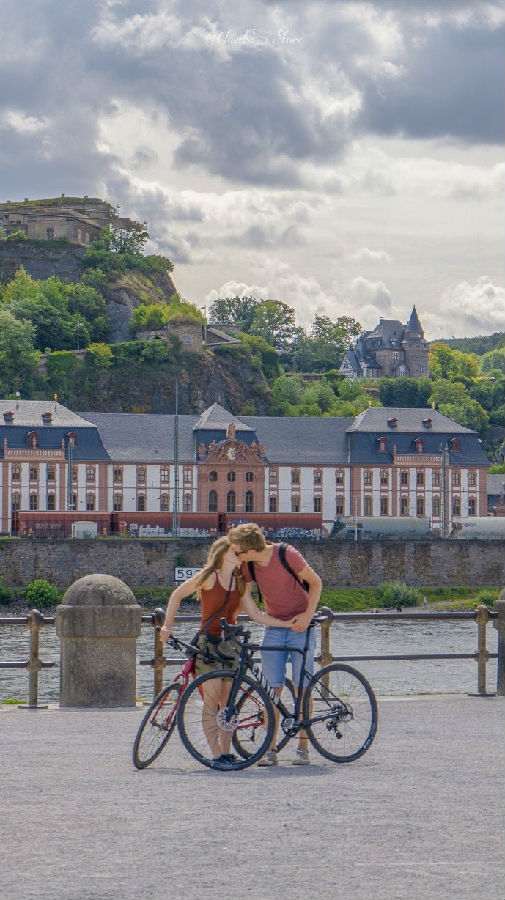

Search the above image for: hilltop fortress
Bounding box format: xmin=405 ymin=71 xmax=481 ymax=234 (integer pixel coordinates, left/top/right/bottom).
xmin=0 ymin=195 xmax=135 ymax=245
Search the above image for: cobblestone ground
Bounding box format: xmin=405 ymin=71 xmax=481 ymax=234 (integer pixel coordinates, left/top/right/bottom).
xmin=1 ymin=696 xmax=504 ymax=900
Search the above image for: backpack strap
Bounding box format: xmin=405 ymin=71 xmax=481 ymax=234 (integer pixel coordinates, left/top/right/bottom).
xmin=278 ymin=543 xmax=309 ymax=592
xmin=247 ymin=560 xmax=262 ymax=601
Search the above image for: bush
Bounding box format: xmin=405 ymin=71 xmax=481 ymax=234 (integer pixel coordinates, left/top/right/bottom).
xmin=475 ymin=589 xmax=499 ymax=608
xmin=0 ymin=577 xmax=13 ymax=606
xmin=24 ymin=579 xmax=60 ymax=610
xmin=374 ymin=581 xmax=422 ymax=608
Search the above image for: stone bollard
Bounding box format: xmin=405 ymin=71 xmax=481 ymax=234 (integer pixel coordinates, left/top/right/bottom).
xmin=55 ymin=574 xmax=141 ymax=707
xmin=493 ymin=589 xmax=505 ymax=697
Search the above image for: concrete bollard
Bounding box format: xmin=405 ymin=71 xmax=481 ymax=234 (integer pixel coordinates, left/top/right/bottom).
xmin=55 ymin=574 xmax=141 ymax=707
xmin=493 ymin=590 xmax=505 ymax=697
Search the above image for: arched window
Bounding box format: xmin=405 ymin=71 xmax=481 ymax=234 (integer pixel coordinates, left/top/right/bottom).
xmin=11 ymin=492 xmax=20 ymax=512
xmin=160 ymin=494 xmax=170 ymax=511
xmin=86 ymin=493 xmax=95 ymax=511
xmin=450 ymin=438 xmax=460 ymax=453
xmin=209 ymin=471 xmax=218 ymax=482
xmin=137 ymin=495 xmax=146 ymax=511
xmin=245 ymin=490 xmax=254 ymax=512
xmin=452 ymin=497 xmax=461 ymax=516
xmin=468 ymin=497 xmax=476 ymax=516
xmin=86 ymin=466 xmax=96 ymax=482
xmin=227 ymin=490 xmax=236 ymax=512
xmin=227 ymin=471 xmax=236 ymax=483
xmin=183 ymin=494 xmax=192 ymax=512
xmin=208 ymin=490 xmax=218 ymax=512
xmin=414 ymin=438 xmax=423 ymax=452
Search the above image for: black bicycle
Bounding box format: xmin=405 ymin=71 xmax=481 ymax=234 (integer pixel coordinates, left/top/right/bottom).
xmin=176 ymin=615 xmax=378 ymax=771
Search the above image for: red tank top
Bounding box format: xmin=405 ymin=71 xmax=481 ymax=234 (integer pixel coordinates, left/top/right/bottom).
xmin=200 ymin=576 xmax=241 ymax=637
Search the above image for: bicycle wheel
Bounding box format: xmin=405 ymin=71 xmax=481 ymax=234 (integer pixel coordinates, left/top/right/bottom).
xmin=232 ymin=678 xmax=296 ymax=759
xmin=133 ymin=682 xmax=182 ymax=769
xmin=177 ymin=670 xmax=275 ymax=771
xmin=303 ymin=664 xmax=377 ymax=763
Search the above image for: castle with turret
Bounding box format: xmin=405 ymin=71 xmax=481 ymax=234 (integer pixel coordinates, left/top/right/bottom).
xmin=0 ymin=196 xmax=135 ymax=245
xmin=340 ymin=306 xmax=430 ymax=379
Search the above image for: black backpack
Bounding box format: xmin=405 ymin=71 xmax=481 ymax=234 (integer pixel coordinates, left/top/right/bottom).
xmin=247 ymin=542 xmax=309 ymax=600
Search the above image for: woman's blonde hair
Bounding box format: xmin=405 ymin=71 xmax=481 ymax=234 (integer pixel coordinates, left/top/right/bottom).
xmin=195 ymin=535 xmax=245 ymax=596
xmin=227 ymin=522 xmax=266 ymax=552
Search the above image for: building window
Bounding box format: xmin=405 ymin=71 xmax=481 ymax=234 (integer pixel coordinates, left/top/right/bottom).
xmin=29 ymin=494 xmax=38 ymax=511
xmin=468 ymin=472 xmax=477 ymax=487
xmin=414 ymin=438 xmax=423 ymax=453
xmin=29 ymin=466 xmax=38 ymax=481
xmin=137 ymin=495 xmax=146 ymax=512
xmin=12 ymin=492 xmax=20 ymax=512
xmin=47 ymin=465 xmax=56 ymax=482
xmin=86 ymin=493 xmax=95 ymax=511
xmin=452 ymin=471 xmax=461 ymax=487
xmin=314 ymin=470 xmax=322 ymax=485
xmin=363 ymin=470 xmax=372 ymax=486
xmin=207 ymin=470 xmax=217 ymax=483
xmin=183 ymin=494 xmax=192 ymax=512
xmin=400 ymin=470 xmax=408 ymax=486
xmin=416 ymin=470 xmax=424 ymax=487
xmin=245 ymin=472 xmax=254 ymax=483
xmin=452 ymin=497 xmax=461 ymax=516
xmin=336 ymin=469 xmax=344 ymax=485
xmin=377 ymin=438 xmax=387 ymax=452
xmin=12 ymin=465 xmax=21 ymax=481
xmin=432 ymin=497 xmax=440 ymax=517
xmin=291 ymin=496 xmax=300 ymax=512
xmin=71 ymin=494 xmax=77 ymax=511
xmin=113 ymin=467 xmax=123 ymax=484
xmin=183 ymin=467 xmax=192 ymax=484
xmin=291 ymin=468 xmax=300 ymax=485
xmin=313 ymin=497 xmax=321 ymax=513
xmin=450 ymin=438 xmax=461 ymax=453
xmin=137 ymin=466 xmax=146 ymax=484
xmin=269 ymin=496 xmax=277 ymax=513
xmin=227 ymin=471 xmax=236 ymax=483
xmin=72 ymin=465 xmax=78 ymax=483
xmin=364 ymin=497 xmax=372 ymax=516
xmin=380 ymin=497 xmax=388 ymax=515
xmin=161 ymin=467 xmax=170 ymax=483
xmin=227 ymin=490 xmax=236 ymax=512
xmin=416 ymin=497 xmax=425 ymax=516
xmin=208 ymin=490 xmax=218 ymax=513
xmin=269 ymin=468 xmax=278 ymax=483
xmin=400 ymin=497 xmax=409 ymax=516
xmin=86 ymin=466 xmax=96 ymax=482
xmin=468 ymin=497 xmax=476 ymax=516
xmin=433 ymin=471 xmax=440 ymax=487
xmin=380 ymin=469 xmax=388 ymax=486
xmin=28 ymin=431 xmax=38 ymax=449
xmin=160 ymin=494 xmax=170 ymax=511
xmin=113 ymin=493 xmax=123 ymax=512
xmin=335 ymin=496 xmax=344 ymax=516
xmin=245 ymin=490 xmax=254 ymax=512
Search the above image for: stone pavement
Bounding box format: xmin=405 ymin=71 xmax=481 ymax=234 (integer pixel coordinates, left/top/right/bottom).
xmin=1 ymin=695 xmax=504 ymax=900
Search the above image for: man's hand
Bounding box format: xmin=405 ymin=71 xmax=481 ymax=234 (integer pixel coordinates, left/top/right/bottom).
xmin=290 ymin=611 xmax=313 ymax=633
xmin=159 ymin=624 xmax=172 ymax=643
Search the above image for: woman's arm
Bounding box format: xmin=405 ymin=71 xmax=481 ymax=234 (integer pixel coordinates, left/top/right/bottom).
xmin=239 ymin=587 xmax=295 ymax=628
xmin=160 ymin=571 xmax=213 ymax=641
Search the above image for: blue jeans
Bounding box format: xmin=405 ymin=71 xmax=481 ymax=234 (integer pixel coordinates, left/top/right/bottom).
xmin=260 ymin=626 xmax=316 ymax=688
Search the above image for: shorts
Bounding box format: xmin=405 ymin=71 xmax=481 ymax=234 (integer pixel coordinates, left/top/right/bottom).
xmin=194 ymin=634 xmax=240 ymax=676
xmin=260 ymin=626 xmax=316 ymax=689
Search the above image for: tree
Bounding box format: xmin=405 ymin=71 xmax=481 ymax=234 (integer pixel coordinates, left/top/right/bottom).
xmin=290 ymin=315 xmax=362 ymax=372
xmin=429 ymin=380 xmax=489 ymax=434
xmin=429 ymin=343 xmax=478 ymax=380
xmin=209 ymin=296 xmax=262 ymax=333
xmin=378 ymin=377 xmax=432 ymax=408
xmin=0 ymin=308 xmax=38 ymax=391
xmin=480 ymin=348 xmax=505 ymax=374
xmin=249 ymin=301 xmax=300 ymax=352
xmin=109 ymin=220 xmax=150 ymax=254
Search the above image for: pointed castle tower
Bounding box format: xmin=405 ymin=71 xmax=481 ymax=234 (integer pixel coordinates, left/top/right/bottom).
xmin=402 ymin=306 xmax=429 ymax=377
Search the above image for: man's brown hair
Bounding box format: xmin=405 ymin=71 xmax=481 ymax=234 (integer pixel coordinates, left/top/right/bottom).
xmin=228 ymin=522 xmax=266 ymax=552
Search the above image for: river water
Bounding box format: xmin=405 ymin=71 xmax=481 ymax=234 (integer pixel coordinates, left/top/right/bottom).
xmin=0 ymin=615 xmax=498 ymax=703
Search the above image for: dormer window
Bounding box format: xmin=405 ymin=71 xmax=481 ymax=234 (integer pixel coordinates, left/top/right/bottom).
xmin=42 ymin=412 xmax=52 ymax=425
xmin=422 ymin=418 xmax=432 ymax=429
xmin=450 ymin=437 xmax=460 ymax=453
xmin=414 ymin=438 xmax=423 ymax=453
xmin=27 ymin=430 xmax=38 ymax=448
xmin=387 ymin=418 xmax=398 ymax=428
xmin=377 ymin=437 xmax=387 ymax=452
xmin=66 ymin=431 xmax=77 ymax=448
xmin=3 ymin=411 xmax=14 ymax=424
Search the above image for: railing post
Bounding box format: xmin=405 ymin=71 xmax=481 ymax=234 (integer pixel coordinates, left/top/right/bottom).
xmin=27 ymin=609 xmax=43 ymax=709
xmin=152 ymin=607 xmax=167 ymax=697
xmin=493 ymin=591 xmax=505 ymax=697
xmin=319 ymin=606 xmax=333 ymax=692
xmin=475 ymin=605 xmax=490 ymax=695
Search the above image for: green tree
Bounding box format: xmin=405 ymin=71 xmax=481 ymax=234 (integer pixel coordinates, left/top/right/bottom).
xmin=109 ymin=220 xmax=150 ymax=254
xmin=430 ymin=343 xmax=478 ymax=380
xmin=208 ymin=295 xmax=262 ymax=333
xmin=0 ymin=308 xmax=38 ymax=391
xmin=378 ymin=377 xmax=432 ymax=407
xmin=249 ymin=300 xmax=300 ymax=352
xmin=480 ymin=348 xmax=505 ymax=374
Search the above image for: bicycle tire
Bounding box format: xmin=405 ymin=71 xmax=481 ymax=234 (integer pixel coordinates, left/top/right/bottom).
xmin=177 ymin=670 xmax=275 ymax=771
xmin=232 ymin=678 xmax=296 ymax=759
xmin=303 ymin=663 xmax=377 ymax=763
xmin=133 ymin=682 xmax=182 ymax=769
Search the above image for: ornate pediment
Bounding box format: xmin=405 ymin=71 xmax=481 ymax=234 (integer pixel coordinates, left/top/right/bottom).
xmin=205 ymin=439 xmax=266 ymax=464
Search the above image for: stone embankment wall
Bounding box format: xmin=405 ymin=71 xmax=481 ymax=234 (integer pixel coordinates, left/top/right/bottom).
xmin=0 ymin=538 xmax=504 ymax=590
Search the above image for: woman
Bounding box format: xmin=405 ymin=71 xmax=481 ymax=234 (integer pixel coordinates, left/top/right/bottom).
xmin=160 ymin=535 xmax=292 ymax=764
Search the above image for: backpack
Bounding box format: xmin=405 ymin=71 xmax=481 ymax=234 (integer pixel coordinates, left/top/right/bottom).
xmin=247 ymin=542 xmax=309 ymax=600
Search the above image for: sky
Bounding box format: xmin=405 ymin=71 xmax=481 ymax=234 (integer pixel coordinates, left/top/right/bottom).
xmin=0 ymin=0 xmax=504 ymax=340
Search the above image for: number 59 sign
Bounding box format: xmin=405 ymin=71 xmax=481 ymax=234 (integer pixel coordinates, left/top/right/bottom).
xmin=174 ymin=566 xmax=201 ymax=582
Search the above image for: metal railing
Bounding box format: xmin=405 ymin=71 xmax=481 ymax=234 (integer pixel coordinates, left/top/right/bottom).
xmin=1 ymin=603 xmax=503 ymax=706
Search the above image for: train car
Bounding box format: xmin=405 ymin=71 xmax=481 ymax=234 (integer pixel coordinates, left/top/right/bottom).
xmin=332 ymin=516 xmax=432 ymax=540
xmin=223 ymin=512 xmax=323 ymax=539
xmin=110 ymin=512 xmax=218 ymax=538
xmin=16 ymin=511 xmax=110 ymax=538
xmin=450 ymin=518 xmax=505 ymax=540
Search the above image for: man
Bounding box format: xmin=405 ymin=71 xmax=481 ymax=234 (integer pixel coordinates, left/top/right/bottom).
xmin=228 ymin=522 xmax=322 ymax=766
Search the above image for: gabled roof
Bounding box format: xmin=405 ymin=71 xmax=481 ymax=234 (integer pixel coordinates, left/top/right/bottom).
xmin=240 ymin=416 xmax=352 ymax=463
xmin=0 ymin=400 xmax=94 ymax=428
xmin=193 ymin=403 xmax=253 ymax=432
xmin=80 ymin=412 xmax=197 ymax=462
xmin=348 ymin=408 xmax=473 ymax=434
xmin=341 ymin=349 xmax=362 ymax=375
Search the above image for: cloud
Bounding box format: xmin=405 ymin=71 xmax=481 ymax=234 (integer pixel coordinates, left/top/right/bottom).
xmin=351 ymin=247 xmax=393 ymax=263
xmin=425 ymin=277 xmax=505 ymax=338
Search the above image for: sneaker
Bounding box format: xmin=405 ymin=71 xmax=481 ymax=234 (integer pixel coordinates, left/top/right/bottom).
xmin=210 ymin=753 xmax=237 ymax=769
xmin=257 ymin=749 xmax=278 ymax=767
xmin=292 ymin=747 xmax=310 ymax=766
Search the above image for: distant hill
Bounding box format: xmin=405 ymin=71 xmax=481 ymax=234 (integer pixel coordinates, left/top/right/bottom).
xmin=433 ymin=333 xmax=505 ymax=355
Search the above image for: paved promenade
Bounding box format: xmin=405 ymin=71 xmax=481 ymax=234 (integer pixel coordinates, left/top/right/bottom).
xmin=1 ymin=695 xmax=504 ymax=900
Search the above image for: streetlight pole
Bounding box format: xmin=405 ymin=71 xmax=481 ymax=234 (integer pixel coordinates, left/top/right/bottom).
xmin=76 ymin=321 xmax=84 ymax=350
xmin=173 ymin=376 xmax=179 ymax=537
